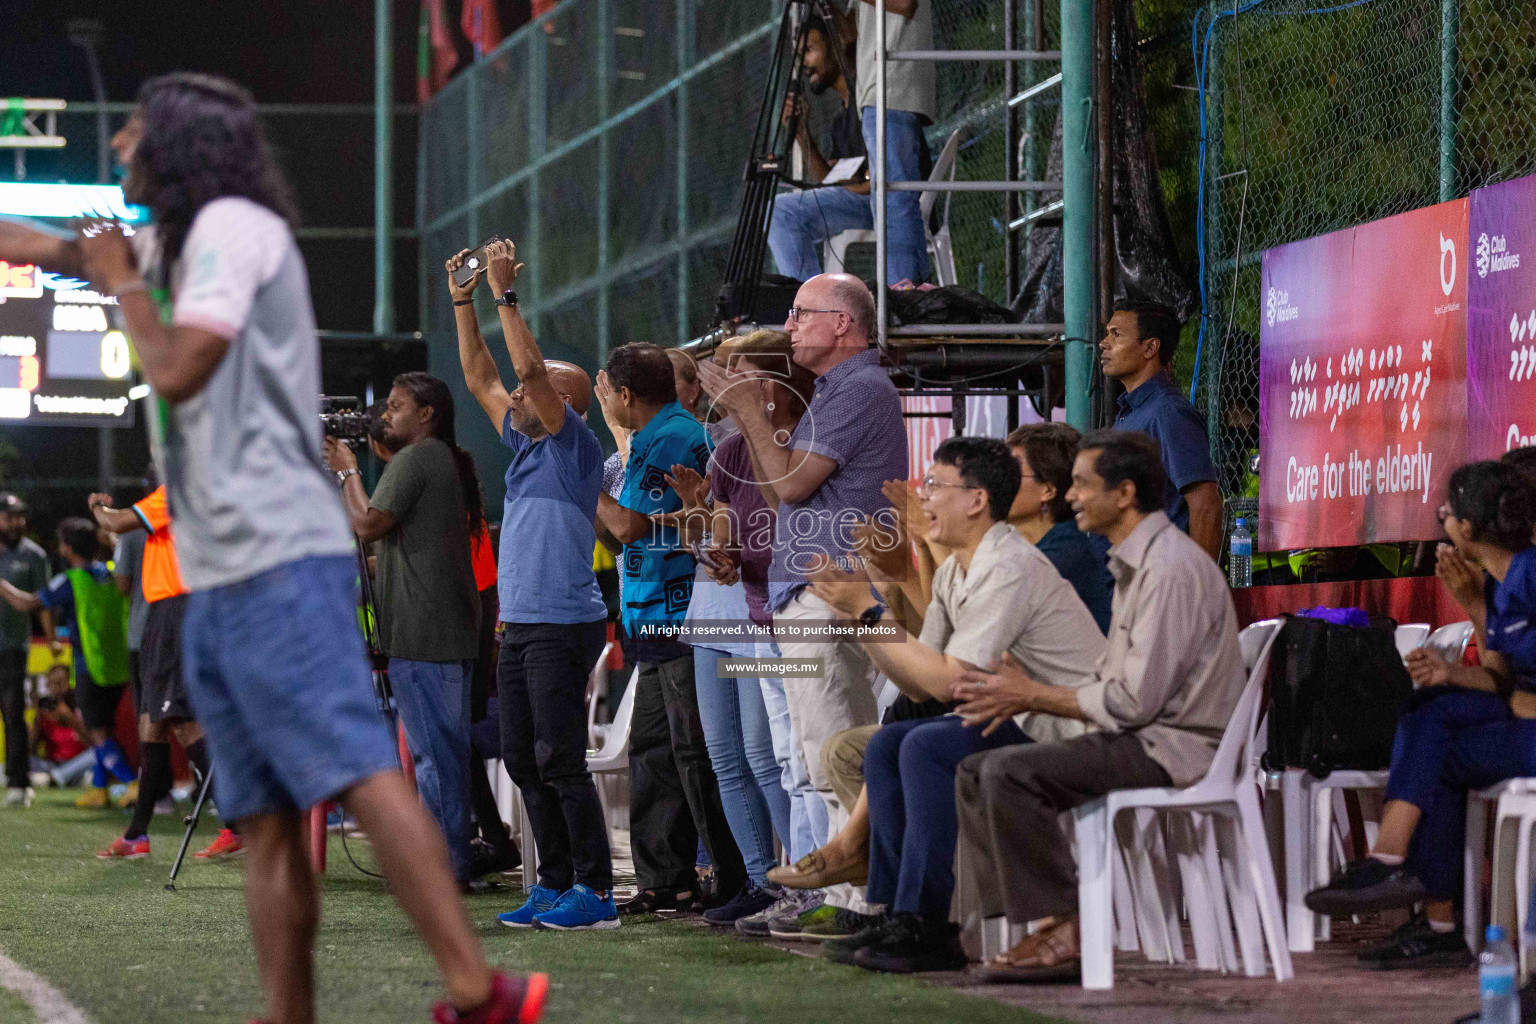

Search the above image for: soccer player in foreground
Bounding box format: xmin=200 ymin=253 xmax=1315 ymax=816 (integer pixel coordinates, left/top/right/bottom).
xmin=0 ymin=73 xmax=546 ymax=1024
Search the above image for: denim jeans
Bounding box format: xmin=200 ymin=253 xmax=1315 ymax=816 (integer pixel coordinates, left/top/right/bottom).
xmin=862 ymin=106 xmax=931 ymax=284
xmin=33 ymin=751 xmax=95 ymax=788
xmin=629 ymin=653 xmax=746 ymax=894
xmin=758 ymin=663 xmax=826 ymax=863
xmin=764 ymin=109 xmax=930 ymax=285
xmin=497 ymin=620 xmax=613 ymax=891
xmin=389 ymin=657 xmax=474 ymax=881
xmin=864 ymin=715 xmax=1027 ymax=917
xmin=692 ymin=647 xmax=789 ymax=886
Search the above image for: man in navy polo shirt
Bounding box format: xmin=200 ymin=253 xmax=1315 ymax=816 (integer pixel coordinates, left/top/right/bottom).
xmin=1101 ymin=300 xmax=1222 ymax=559
xmin=595 ymin=342 xmax=746 ymax=915
xmin=447 ymin=240 xmax=618 ymax=931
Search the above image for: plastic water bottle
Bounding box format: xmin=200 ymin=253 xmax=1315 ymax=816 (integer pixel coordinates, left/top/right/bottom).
xmin=1481 ymin=925 xmax=1520 ymax=1024
xmin=1228 ymin=518 xmax=1253 ymax=589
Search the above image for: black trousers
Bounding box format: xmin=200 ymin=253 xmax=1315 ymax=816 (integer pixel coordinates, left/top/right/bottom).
xmin=497 ymin=620 xmax=613 ymax=891
xmin=629 ymin=653 xmax=746 ymax=894
xmin=0 ymin=649 xmax=26 ymax=789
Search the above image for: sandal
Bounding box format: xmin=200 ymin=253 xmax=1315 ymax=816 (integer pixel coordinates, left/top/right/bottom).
xmin=766 ymin=845 xmax=869 ymax=889
xmin=971 ymin=920 xmax=1081 ymax=983
xmin=617 ymin=886 xmax=696 ymax=915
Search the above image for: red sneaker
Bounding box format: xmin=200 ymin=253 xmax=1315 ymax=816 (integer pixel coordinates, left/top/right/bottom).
xmin=432 ymin=971 xmax=548 ymax=1024
xmin=97 ymin=836 xmax=150 ymax=860
xmin=194 ymin=828 xmax=245 ymax=859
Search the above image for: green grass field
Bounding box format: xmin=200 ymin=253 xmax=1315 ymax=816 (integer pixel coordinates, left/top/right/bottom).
xmin=0 ymin=790 xmax=1061 ymax=1024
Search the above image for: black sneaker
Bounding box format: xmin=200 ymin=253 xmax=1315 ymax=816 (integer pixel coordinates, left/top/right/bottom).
xmin=800 ymin=906 xmax=883 ymax=942
xmin=703 ymin=885 xmax=780 ymax=927
xmin=465 ymin=839 xmax=521 ymax=880
xmin=1304 ymin=859 xmax=1429 ymax=916
xmin=852 ymin=913 xmax=968 ymax=974
xmin=822 ymin=914 xmax=893 ymax=965
xmin=1357 ymin=916 xmax=1472 ymax=971
xmin=617 ymin=887 xmax=696 ymax=916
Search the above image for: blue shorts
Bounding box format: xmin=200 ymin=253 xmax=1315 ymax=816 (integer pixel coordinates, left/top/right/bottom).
xmin=181 ymin=554 xmax=401 ymax=822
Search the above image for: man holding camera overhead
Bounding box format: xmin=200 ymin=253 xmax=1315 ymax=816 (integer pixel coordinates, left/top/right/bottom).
xmin=447 ymin=238 xmax=620 ymax=931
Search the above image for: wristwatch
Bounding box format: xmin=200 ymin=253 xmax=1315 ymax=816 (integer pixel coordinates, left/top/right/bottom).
xmin=858 ymin=603 xmax=885 ymax=627
xmin=495 ymin=288 xmax=519 ymax=308
xmin=336 ymin=468 xmax=360 ymax=487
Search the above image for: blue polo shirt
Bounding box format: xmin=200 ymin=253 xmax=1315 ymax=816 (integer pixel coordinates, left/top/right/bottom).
xmin=619 ymin=401 xmax=712 ymax=637
xmin=498 ymin=403 xmax=608 ymax=624
xmin=1486 ymin=546 xmax=1536 ymax=694
xmin=1035 ymin=519 xmax=1113 ymax=635
xmin=1113 ymin=373 xmax=1217 ymax=532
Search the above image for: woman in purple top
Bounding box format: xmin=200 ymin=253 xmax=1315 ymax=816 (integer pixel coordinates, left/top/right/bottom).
xmin=664 ymin=331 xmax=828 ymax=926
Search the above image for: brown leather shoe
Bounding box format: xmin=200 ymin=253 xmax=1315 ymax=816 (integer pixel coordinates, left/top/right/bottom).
xmin=766 ymin=845 xmax=868 ymax=889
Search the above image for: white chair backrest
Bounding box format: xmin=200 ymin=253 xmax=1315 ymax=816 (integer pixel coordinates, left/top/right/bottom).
xmin=1394 ymin=623 xmax=1431 ymax=659
xmin=1426 ymin=621 xmax=1474 ymax=663
xmin=1206 ymin=619 xmax=1284 ymax=791
xmin=590 ymin=667 xmax=638 ymax=764
xmin=920 ymin=129 xmax=965 ymax=226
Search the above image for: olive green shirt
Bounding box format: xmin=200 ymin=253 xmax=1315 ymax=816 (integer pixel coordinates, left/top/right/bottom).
xmin=369 ymin=438 xmax=480 ymax=662
xmin=0 ymin=537 xmax=48 ymax=652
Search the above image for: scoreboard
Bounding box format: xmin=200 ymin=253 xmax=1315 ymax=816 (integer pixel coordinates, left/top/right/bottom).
xmin=0 ymin=183 xmax=145 ymax=427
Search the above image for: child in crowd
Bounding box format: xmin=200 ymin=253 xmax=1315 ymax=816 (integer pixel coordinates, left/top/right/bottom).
xmin=29 ymin=664 xmax=94 ymax=788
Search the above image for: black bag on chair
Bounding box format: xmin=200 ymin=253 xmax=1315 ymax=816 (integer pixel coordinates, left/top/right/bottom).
xmin=1261 ymin=612 xmax=1414 ymax=778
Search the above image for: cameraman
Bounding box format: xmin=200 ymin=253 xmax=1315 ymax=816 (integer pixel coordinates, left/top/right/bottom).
xmin=326 ymin=373 xmax=483 ymax=887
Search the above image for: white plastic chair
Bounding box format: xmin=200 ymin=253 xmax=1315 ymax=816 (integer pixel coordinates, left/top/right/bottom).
xmin=1074 ymin=618 xmax=1291 ymax=989
xmin=1465 ymin=779 xmax=1536 ymax=977
xmin=1282 ymin=622 xmax=1433 ymax=950
xmin=824 ymin=128 xmax=964 ymax=286
xmin=585 ymin=642 xmax=615 ymax=748
xmin=589 ymin=667 xmax=638 ymax=833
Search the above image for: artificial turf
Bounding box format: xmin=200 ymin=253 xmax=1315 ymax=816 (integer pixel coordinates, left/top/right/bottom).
xmin=0 ymin=790 xmax=1063 ymax=1024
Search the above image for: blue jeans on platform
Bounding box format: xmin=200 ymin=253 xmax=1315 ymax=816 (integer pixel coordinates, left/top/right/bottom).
xmin=1385 ymin=687 xmax=1536 ymax=900
xmin=865 ymin=714 xmax=1028 ymax=916
xmin=765 ymin=109 xmax=930 ymax=285
xmin=693 ymin=647 xmax=788 ymax=886
xmin=389 ymin=658 xmax=474 ymax=882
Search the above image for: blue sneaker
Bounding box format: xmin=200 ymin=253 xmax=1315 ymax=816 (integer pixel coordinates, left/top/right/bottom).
xmin=532 ymin=883 xmax=621 ymax=931
xmin=497 ymin=884 xmax=562 ymax=929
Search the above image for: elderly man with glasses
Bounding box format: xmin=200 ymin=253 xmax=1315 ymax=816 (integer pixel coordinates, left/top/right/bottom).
xmin=698 ymin=272 xmax=907 ymax=942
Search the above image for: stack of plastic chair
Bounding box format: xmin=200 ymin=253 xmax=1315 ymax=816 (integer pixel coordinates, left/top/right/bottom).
xmin=1464 ymin=778 xmax=1536 ymax=979
xmin=588 ymin=667 xmax=637 ymax=833
xmin=1074 ymin=617 xmax=1291 ymax=989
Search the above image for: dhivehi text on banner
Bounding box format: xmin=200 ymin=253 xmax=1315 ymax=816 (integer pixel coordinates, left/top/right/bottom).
xmin=1468 ymin=175 xmax=1536 ymax=457
xmin=1258 ymin=199 xmax=1469 ymax=551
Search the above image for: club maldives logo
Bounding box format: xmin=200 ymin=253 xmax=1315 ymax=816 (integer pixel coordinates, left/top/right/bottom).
xmin=1265 ymin=286 xmax=1299 ymax=328
xmin=1476 ymin=232 xmax=1522 ymax=279
xmin=1440 ymin=234 xmax=1458 ymax=296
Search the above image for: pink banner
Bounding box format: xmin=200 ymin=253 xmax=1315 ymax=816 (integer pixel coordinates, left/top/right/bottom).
xmin=1467 ymin=174 xmax=1536 ymax=457
xmin=1258 ymin=199 xmax=1469 ymax=550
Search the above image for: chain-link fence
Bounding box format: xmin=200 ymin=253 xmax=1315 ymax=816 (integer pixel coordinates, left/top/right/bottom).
xmin=418 ymin=0 xmax=1050 ymax=506
xmin=1191 ymin=0 xmax=1536 ymax=508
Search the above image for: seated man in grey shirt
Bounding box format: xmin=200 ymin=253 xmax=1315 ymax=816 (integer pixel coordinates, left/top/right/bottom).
xmin=949 ymin=430 xmax=1245 ymax=981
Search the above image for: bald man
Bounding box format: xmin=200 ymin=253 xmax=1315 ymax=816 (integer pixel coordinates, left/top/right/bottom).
xmin=448 ymin=241 xmax=620 ymax=930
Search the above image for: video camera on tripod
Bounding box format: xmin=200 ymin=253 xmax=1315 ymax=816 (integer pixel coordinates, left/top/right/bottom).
xmin=714 ymin=0 xmax=853 ymax=331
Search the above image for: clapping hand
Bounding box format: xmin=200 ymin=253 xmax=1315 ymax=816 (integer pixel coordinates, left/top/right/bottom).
xmin=954 ymin=654 xmax=1041 ymax=736
xmin=1436 ymin=543 xmax=1483 ymax=611
xmin=696 ymin=359 xmax=762 ymax=424
xmin=807 ymin=557 xmax=875 ymax=620
xmin=852 ymin=513 xmax=909 ymax=585
xmin=76 ymin=220 xmax=137 ymax=294
xmin=665 ymin=464 xmax=709 ymax=510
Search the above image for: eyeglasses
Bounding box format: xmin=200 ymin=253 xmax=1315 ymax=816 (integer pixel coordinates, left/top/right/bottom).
xmin=919 ymin=476 xmax=982 ymax=496
xmin=1436 ymin=503 xmax=1455 ymax=524
xmin=787 ymin=306 xmax=851 ymax=323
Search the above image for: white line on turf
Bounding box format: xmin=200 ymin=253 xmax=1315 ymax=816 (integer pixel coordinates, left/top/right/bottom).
xmin=0 ymin=950 xmax=91 ymax=1024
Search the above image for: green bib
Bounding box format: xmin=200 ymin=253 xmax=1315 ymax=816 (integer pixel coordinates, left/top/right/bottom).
xmin=66 ymin=568 xmax=130 ymax=687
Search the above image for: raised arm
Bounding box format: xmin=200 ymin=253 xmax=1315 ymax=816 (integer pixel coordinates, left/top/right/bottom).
xmin=445 ymin=249 xmax=515 ymax=433
xmin=78 ymin=224 xmax=227 ymax=404
xmin=486 ymin=240 xmax=567 ymax=438
xmin=0 ymin=220 xmax=84 ymax=276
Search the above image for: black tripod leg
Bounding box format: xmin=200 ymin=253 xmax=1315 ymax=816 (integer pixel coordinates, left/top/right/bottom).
xmin=166 ymin=767 xmax=215 ymax=891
